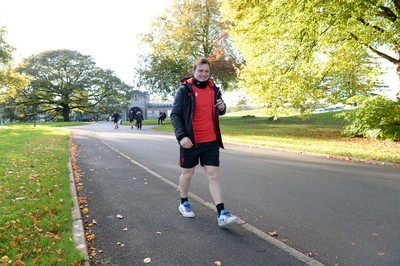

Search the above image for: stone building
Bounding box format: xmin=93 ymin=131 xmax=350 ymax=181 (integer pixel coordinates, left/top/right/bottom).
xmin=128 ymin=90 xmax=173 ymax=119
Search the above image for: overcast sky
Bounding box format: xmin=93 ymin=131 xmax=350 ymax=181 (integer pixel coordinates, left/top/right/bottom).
xmin=0 ymin=0 xmax=172 ymax=85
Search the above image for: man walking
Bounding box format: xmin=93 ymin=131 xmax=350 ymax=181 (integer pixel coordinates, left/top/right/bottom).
xmin=129 ymin=110 xmax=135 ymax=129
xmin=135 ymin=111 xmax=144 ymax=130
xmin=170 ymin=57 xmax=237 ymax=227
xmin=112 ymin=111 xmax=120 ymax=129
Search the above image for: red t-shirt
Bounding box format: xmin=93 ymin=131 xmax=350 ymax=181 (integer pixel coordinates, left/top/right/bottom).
xmin=192 ymin=84 xmax=217 ymax=143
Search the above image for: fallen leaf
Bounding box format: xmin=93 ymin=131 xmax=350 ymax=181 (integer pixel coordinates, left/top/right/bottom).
xmin=86 ymin=233 xmax=95 ymax=241
xmin=143 ymin=258 xmax=151 ymax=264
xmin=13 ymin=260 xmax=26 ymax=265
xmin=82 ymin=208 xmax=89 ymax=214
xmin=116 ymin=214 xmax=124 ymax=219
xmin=1 ymin=256 xmax=9 ymax=263
xmin=306 ymin=252 xmax=313 ymax=257
xmin=92 ymin=219 xmax=97 ymax=225
xmin=268 ymin=231 xmax=278 ymax=237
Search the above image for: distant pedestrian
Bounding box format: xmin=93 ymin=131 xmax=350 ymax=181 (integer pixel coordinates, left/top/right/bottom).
xmin=170 ymin=57 xmax=237 ymax=227
xmin=161 ymin=111 xmax=167 ymax=125
xmin=135 ymin=111 xmax=144 ymax=130
xmin=158 ymin=110 xmax=163 ymax=125
xmin=129 ymin=110 xmax=135 ymax=129
xmin=112 ymin=111 xmax=120 ymax=129
xmin=158 ymin=110 xmax=167 ymax=125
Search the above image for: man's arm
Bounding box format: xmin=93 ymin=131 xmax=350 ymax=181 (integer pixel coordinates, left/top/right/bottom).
xmin=216 ymin=90 xmax=226 ymax=115
xmin=170 ymin=87 xmax=186 ymax=142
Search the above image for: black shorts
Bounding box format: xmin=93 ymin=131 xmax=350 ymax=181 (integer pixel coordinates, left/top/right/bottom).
xmin=179 ymin=141 xmax=220 ymax=168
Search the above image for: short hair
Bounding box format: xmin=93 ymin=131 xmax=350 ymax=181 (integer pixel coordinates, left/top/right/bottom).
xmin=193 ymin=57 xmax=211 ymax=70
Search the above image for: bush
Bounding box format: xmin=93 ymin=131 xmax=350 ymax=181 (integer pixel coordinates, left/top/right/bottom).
xmin=335 ymin=95 xmax=400 ymax=141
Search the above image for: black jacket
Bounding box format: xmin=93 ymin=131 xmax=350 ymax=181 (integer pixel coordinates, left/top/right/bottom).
xmin=170 ymin=77 xmax=226 ymax=149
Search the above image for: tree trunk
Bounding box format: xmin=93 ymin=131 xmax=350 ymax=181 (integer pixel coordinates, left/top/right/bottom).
xmin=62 ymin=105 xmax=70 ymax=122
xmin=396 ymin=65 xmax=400 ymax=102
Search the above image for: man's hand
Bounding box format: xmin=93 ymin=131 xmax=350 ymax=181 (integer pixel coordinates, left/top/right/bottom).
xmin=180 ymin=137 xmax=193 ymax=149
xmin=215 ymin=99 xmax=225 ymax=112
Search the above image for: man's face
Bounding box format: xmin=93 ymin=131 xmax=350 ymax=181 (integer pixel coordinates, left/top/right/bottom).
xmin=192 ymin=63 xmax=210 ymax=82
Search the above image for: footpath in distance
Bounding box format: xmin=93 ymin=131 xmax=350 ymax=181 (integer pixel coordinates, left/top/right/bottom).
xmin=72 ymin=128 xmax=322 ymax=265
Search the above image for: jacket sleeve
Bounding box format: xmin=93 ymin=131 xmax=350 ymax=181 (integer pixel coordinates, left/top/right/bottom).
xmin=217 ymin=89 xmax=226 ymax=116
xmin=170 ymin=86 xmax=186 ymax=142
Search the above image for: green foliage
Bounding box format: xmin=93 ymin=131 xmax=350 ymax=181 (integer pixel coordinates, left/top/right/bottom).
xmin=0 ymin=27 xmax=14 ymax=68
xmin=0 ymin=27 xmax=30 ymax=119
xmin=13 ymin=49 xmax=131 ymax=121
xmin=336 ymin=95 xmax=400 ymax=140
xmin=135 ymin=0 xmax=242 ymax=98
xmin=220 ymin=0 xmax=399 ymax=117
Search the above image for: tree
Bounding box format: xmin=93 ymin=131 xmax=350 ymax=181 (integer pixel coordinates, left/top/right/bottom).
xmin=0 ymin=27 xmax=13 ymax=83
xmin=336 ymin=95 xmax=400 ymax=140
xmin=15 ymin=49 xmax=131 ymax=121
xmin=93 ymin=81 xmax=133 ymax=121
xmin=0 ymin=26 xmax=29 ymax=122
xmin=220 ymin=0 xmax=399 ymax=117
xmin=134 ymin=0 xmax=242 ymax=99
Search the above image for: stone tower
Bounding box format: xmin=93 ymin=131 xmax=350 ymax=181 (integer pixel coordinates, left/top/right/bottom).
xmin=128 ymin=90 xmax=173 ymax=120
xmin=129 ymin=90 xmax=149 ymax=118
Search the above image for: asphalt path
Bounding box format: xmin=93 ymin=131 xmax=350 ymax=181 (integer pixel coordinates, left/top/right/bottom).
xmin=69 ymin=122 xmax=400 ymax=266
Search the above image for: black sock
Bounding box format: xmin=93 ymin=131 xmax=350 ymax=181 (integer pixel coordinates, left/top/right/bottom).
xmin=216 ymin=203 xmax=225 ymax=216
xmin=181 ymin=197 xmax=188 ymax=204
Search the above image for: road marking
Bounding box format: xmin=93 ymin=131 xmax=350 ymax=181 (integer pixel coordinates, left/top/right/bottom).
xmin=91 ymin=130 xmax=325 ymax=266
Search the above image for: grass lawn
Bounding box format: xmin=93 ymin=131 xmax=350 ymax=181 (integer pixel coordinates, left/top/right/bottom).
xmin=154 ymin=110 xmax=400 ymax=164
xmin=0 ymin=123 xmax=86 ymax=265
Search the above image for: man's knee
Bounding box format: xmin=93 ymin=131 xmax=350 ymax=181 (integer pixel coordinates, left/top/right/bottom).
xmin=204 ymin=166 xmax=219 ymax=179
xmin=182 ymin=168 xmax=195 ymax=178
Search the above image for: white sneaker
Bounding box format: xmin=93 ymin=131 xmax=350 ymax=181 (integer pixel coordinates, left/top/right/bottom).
xmin=217 ymin=210 xmax=238 ymax=226
xmin=179 ymin=201 xmax=195 ymax=218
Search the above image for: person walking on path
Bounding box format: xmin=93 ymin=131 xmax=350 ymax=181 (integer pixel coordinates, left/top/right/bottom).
xmin=170 ymin=57 xmax=237 ymax=227
xmin=129 ymin=110 xmax=135 ymax=129
xmin=158 ymin=110 xmax=163 ymax=125
xmin=135 ymin=111 xmax=144 ymax=130
xmin=158 ymin=110 xmax=167 ymax=125
xmin=160 ymin=111 xmax=167 ymax=125
xmin=112 ymin=111 xmax=120 ymax=129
